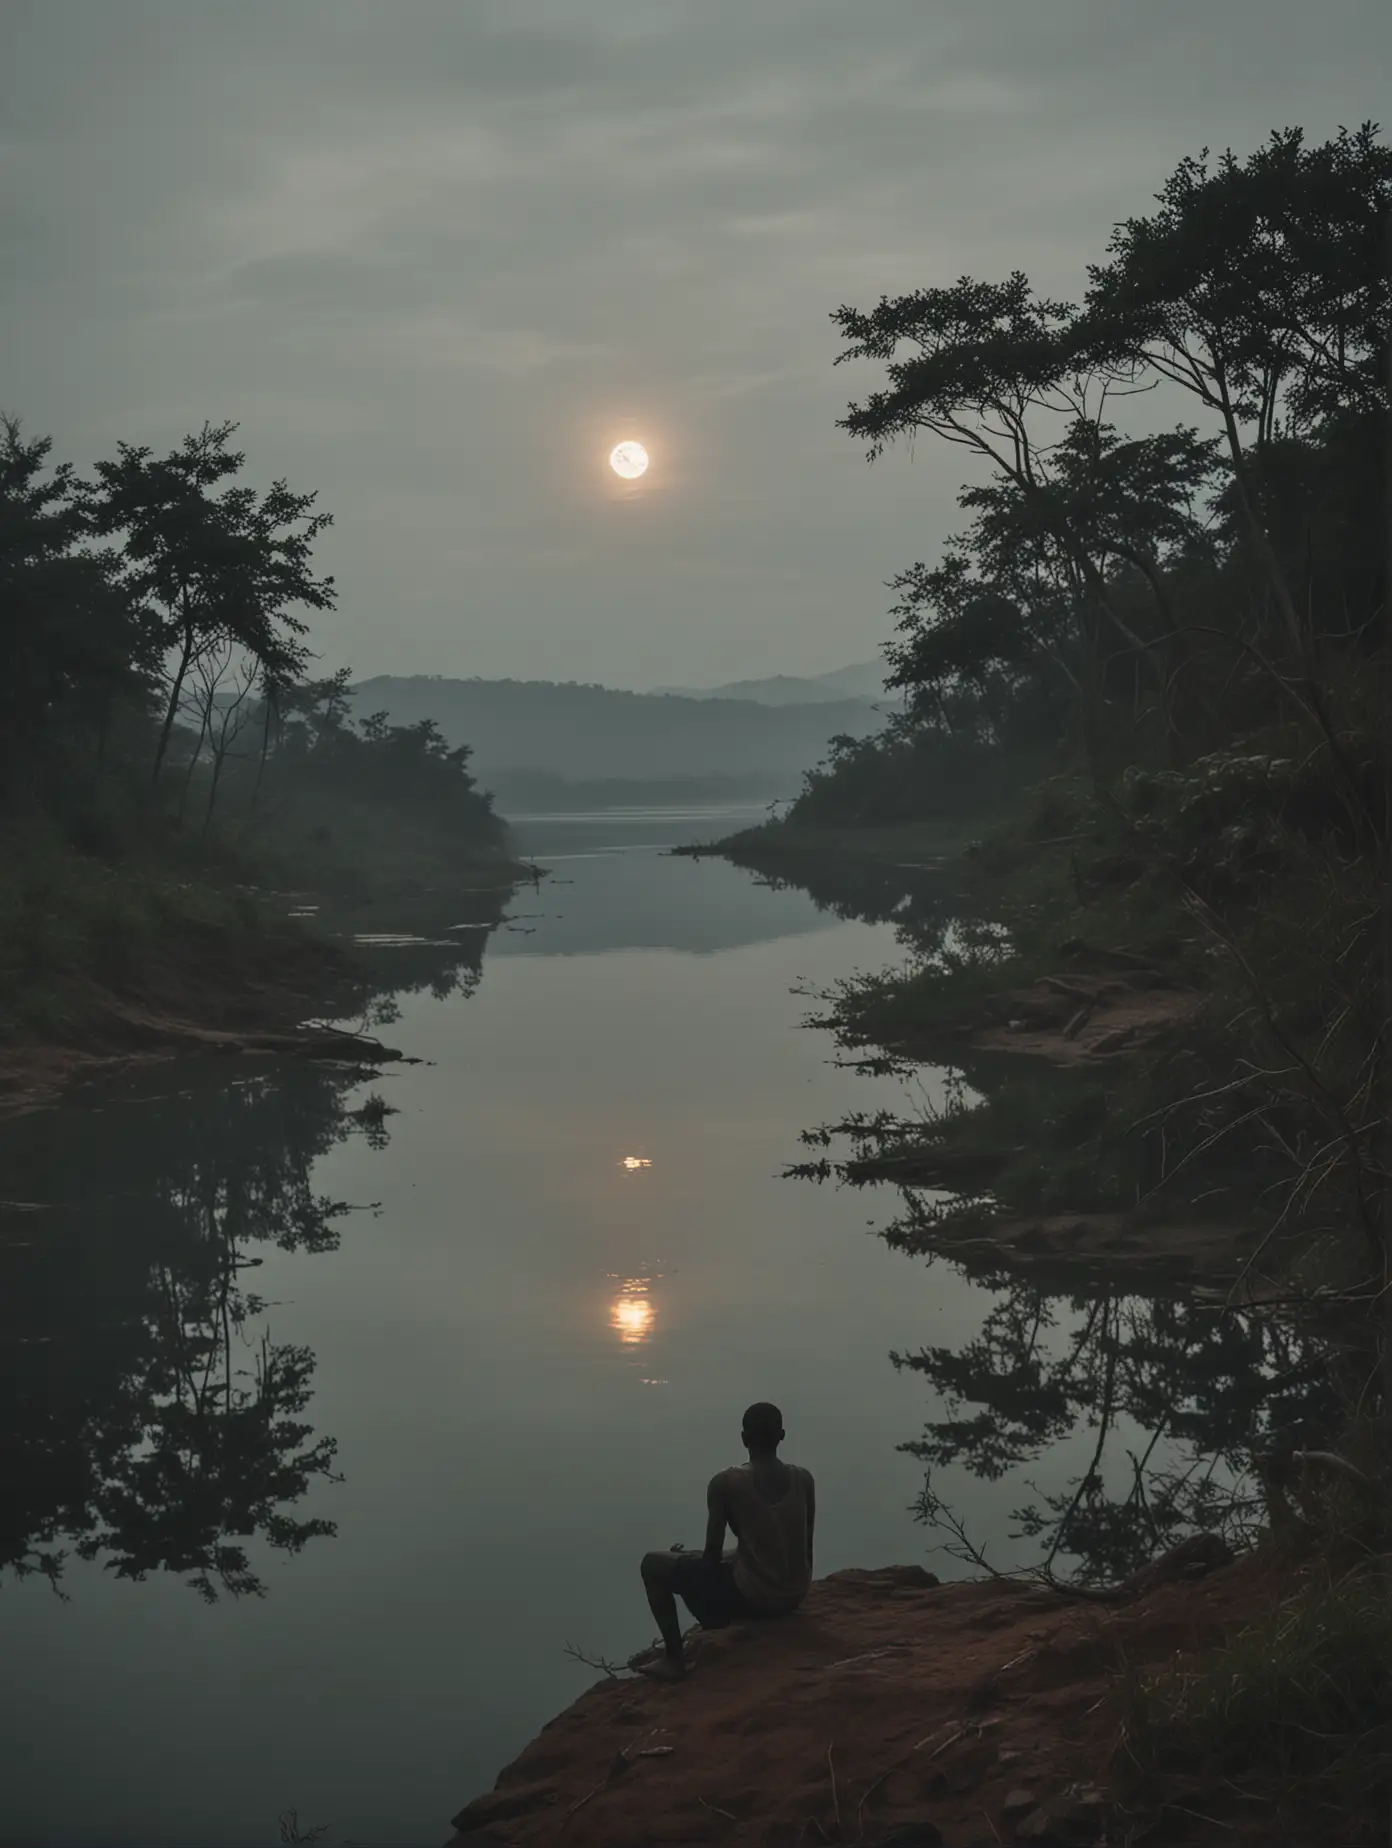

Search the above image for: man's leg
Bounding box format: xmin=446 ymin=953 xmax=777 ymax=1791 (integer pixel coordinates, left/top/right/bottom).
xmin=639 ymin=1551 xmax=690 ymax=1678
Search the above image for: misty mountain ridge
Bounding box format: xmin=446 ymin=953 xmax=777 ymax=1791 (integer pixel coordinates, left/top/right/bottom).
xmin=650 ymin=660 xmax=899 ymax=705
xmin=349 ymin=674 xmax=885 ymax=789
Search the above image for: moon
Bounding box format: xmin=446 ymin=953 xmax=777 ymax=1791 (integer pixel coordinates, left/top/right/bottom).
xmin=608 ymin=440 xmax=650 ymax=480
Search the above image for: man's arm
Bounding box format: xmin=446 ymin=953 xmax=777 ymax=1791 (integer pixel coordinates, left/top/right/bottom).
xmin=804 ymin=1470 xmax=816 ymax=1568
xmin=702 ymin=1473 xmax=730 ymax=1566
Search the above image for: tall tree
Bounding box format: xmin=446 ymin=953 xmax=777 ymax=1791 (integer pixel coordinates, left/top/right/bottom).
xmin=831 ymin=276 xmax=1180 ymax=744
xmin=86 ymin=421 xmax=334 ymax=789
xmin=0 ymin=420 xmax=156 ymax=792
xmin=1078 ymin=125 xmax=1391 ymax=819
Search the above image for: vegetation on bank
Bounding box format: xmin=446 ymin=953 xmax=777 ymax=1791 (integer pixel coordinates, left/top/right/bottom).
xmin=1 ymin=408 xmax=522 ymax=1588
xmin=702 ymin=124 xmax=1389 ymax=1837
xmin=1120 ymin=1563 xmax=1392 ymax=1829
xmin=0 ymin=417 xmax=515 ymax=1050
xmin=2 ymin=788 xmax=508 ymax=1597
xmin=722 ymin=124 xmax=1389 ymax=1292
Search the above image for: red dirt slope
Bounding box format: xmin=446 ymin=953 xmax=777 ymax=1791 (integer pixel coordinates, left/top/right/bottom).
xmin=444 ymin=1549 xmax=1339 ymax=1848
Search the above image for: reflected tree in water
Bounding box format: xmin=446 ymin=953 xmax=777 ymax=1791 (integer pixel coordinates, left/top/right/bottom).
xmin=895 ymin=1274 xmax=1337 ymax=1584
xmin=766 ymin=851 xmax=1349 ymax=1583
xmin=2 ymin=897 xmax=507 ymax=1599
xmin=2 ymin=1063 xmax=377 ymax=1598
xmin=323 ymin=880 xmax=512 ymax=1033
xmin=730 ymin=850 xmax=964 ymax=952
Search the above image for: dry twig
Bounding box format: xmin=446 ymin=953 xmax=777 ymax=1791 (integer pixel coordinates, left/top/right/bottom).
xmin=562 ymin=1641 xmax=626 ymax=1679
xmin=827 ymin=1743 xmax=843 ymax=1841
xmin=697 ymin=1796 xmax=739 ymax=1823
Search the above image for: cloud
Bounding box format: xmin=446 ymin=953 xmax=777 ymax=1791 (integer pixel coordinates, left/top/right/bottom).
xmin=3 ymin=0 xmax=1388 ymax=685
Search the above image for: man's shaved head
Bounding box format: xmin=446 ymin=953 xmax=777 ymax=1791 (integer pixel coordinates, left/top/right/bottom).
xmin=741 ymin=1402 xmax=785 ymax=1450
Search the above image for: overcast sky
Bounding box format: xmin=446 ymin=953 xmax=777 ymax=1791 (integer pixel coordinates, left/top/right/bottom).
xmin=4 ymin=1 xmax=1387 ymax=689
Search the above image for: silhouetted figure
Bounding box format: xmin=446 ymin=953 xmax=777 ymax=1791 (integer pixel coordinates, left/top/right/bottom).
xmin=636 ymin=1402 xmax=815 ymax=1680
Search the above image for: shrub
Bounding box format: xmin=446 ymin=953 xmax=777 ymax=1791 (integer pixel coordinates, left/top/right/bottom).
xmin=1121 ymin=1567 xmax=1392 ymax=1816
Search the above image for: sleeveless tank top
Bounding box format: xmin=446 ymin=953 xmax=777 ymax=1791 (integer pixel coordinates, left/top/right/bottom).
xmin=720 ymin=1463 xmax=813 ymax=1612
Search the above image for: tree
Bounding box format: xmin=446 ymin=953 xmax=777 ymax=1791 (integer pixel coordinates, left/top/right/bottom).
xmin=885 ymin=547 xmax=1079 ymax=736
xmin=831 ymin=277 xmax=1200 ymax=764
xmin=183 ymin=637 xmax=261 ymax=834
xmin=86 ymin=421 xmax=334 ymax=789
xmin=0 ymin=420 xmax=157 ymax=792
xmin=1081 ymin=126 xmax=1392 ymax=451
xmin=1078 ymin=126 xmax=1392 ymax=828
xmin=881 ymin=418 xmax=1223 ymax=773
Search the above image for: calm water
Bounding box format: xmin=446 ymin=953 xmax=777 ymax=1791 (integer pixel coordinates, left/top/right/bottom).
xmin=0 ymin=808 xmax=1250 ymax=1848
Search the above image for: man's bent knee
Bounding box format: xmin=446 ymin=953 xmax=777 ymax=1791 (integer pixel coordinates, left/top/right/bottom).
xmin=641 ymin=1550 xmax=673 ymax=1584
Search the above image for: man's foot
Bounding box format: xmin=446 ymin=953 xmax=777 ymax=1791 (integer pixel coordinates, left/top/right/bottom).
xmin=629 ymin=1631 xmax=702 ymax=1673
xmin=636 ymin=1653 xmax=687 ymax=1682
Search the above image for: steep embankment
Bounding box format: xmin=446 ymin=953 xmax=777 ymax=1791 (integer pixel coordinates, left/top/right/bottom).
xmin=0 ymin=904 xmax=390 ymax=1115
xmin=692 ymin=766 xmax=1321 ymax=1292
xmin=444 ymin=1543 xmax=1344 ymax=1848
xmin=0 ymin=834 xmax=525 ymax=1115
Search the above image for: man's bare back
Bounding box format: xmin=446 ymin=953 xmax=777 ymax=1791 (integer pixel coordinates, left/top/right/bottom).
xmin=638 ymin=1402 xmax=815 ymax=1679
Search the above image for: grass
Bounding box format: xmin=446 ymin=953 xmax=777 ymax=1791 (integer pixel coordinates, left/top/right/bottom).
xmin=0 ymin=789 xmax=527 ymax=1048
xmin=241 ymin=788 xmax=523 ymax=896
xmin=0 ymin=817 xmax=255 ymax=1029
xmin=1120 ymin=1564 xmax=1392 ymax=1821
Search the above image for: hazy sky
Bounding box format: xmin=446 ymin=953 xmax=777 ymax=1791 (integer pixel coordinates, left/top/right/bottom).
xmin=4 ymin=1 xmax=1387 ymax=690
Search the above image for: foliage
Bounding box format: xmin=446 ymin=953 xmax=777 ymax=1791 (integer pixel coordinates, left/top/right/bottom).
xmin=718 ymin=130 xmax=1392 ymax=1668
xmin=84 ymin=420 xmax=332 ymax=787
xmin=0 ymin=419 xmax=514 ymax=1027
xmin=0 ymin=420 xmax=161 ymax=797
xmin=785 ymin=712 xmax=1034 ymax=828
xmin=1120 ymin=1567 xmax=1392 ymax=1830
xmin=780 ymin=123 xmax=1390 ymax=1278
xmin=239 ymin=679 xmax=507 ymax=886
xmin=791 ymin=123 xmax=1389 ymax=819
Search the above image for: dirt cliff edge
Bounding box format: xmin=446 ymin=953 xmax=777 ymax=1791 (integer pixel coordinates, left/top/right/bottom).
xmin=444 ymin=1548 xmax=1315 ymax=1848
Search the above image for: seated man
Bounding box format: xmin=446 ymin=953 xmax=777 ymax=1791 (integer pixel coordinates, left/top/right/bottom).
xmin=637 ymin=1401 xmax=815 ymax=1680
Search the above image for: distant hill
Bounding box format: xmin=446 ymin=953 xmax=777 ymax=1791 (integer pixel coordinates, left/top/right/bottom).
xmin=811 ymin=661 xmax=901 ymax=702
xmin=650 ymin=660 xmax=899 ymax=706
xmin=348 ymin=676 xmax=885 ymax=789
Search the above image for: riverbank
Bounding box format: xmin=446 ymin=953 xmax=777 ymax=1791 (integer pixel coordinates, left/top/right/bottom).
xmin=681 ymin=819 xmax=1239 ymax=1287
xmin=0 ymin=844 xmax=530 ymax=1116
xmin=446 ymin=1541 xmax=1381 ymax=1848
xmin=682 ymin=759 xmax=1379 ymax=1296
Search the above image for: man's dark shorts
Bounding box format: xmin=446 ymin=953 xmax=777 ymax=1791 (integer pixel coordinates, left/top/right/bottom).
xmin=669 ymin=1553 xmax=756 ymax=1628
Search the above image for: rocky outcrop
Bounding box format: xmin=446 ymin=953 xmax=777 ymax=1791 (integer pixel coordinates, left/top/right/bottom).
xmin=443 ymin=1548 xmax=1289 ymax=1848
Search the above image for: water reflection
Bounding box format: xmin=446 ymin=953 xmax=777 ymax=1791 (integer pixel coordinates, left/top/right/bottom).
xmin=896 ymin=1267 xmax=1336 ymax=1583
xmin=608 ymin=1276 xmax=656 ymax=1346
xmin=747 ymin=843 xmax=1345 ymax=1581
xmin=314 ymin=878 xmax=513 ymax=1026
xmin=1 ymin=889 xmax=510 ymax=1602
xmin=4 ymin=817 xmax=1327 ymax=1847
xmin=620 ymin=1155 xmax=653 ymax=1172
xmin=0 ymin=1062 xmax=373 ymax=1599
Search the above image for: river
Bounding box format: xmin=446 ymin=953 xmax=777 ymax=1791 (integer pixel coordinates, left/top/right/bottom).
xmin=0 ymin=807 xmax=1294 ymax=1848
